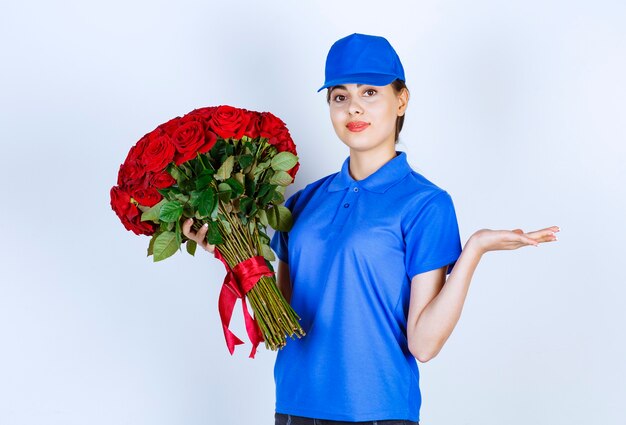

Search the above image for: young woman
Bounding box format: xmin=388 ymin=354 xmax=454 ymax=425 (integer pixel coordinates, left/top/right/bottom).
xmin=183 ymin=33 xmax=559 ymax=425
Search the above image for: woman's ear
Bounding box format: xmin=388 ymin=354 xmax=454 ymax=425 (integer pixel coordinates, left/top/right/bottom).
xmin=397 ymin=88 xmax=409 ymax=116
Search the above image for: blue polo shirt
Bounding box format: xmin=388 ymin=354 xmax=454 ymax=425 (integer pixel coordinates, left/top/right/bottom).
xmin=269 ymin=151 xmax=462 ymax=422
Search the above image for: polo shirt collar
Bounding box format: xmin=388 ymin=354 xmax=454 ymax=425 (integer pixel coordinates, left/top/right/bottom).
xmin=327 ymin=151 xmax=412 ymax=193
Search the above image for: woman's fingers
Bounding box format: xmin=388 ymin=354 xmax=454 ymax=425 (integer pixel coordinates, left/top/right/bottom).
xmin=193 ymin=221 xmax=216 ymax=253
xmin=524 ymin=226 xmax=560 ymax=243
xmin=182 ymin=218 xmax=216 ymax=253
xmin=197 ymin=224 xmax=216 ymax=253
xmin=182 ymin=217 xmax=194 ymax=238
xmin=197 ymin=222 xmax=209 ymax=242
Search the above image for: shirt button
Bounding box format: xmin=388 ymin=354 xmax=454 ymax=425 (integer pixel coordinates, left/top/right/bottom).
xmin=353 ymin=187 xmax=359 ymax=192
xmin=344 ymin=203 xmax=350 ymax=208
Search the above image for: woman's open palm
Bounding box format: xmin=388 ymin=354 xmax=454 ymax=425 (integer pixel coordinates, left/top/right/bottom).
xmin=470 ymin=226 xmax=559 ymax=254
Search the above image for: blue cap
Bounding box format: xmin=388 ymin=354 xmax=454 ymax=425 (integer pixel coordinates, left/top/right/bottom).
xmin=317 ymin=33 xmax=405 ymax=93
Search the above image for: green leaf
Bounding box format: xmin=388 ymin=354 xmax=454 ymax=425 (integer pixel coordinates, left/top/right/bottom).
xmin=172 ymin=193 xmax=190 ymax=204
xmin=266 ymin=205 xmax=293 ymax=231
xmin=192 ymin=158 xmax=204 ymax=175
xmin=167 ymin=164 xmax=187 ymax=183
xmin=215 ymin=155 xmax=235 ymax=181
xmin=159 ymin=201 xmax=183 ymax=223
xmin=210 ymin=139 xmax=226 ymax=160
xmin=272 ymin=190 xmax=285 ymax=204
xmin=269 ymin=170 xmax=293 ymax=186
xmin=156 ymin=187 xmax=171 ymax=198
xmin=182 ymin=203 xmax=195 ymax=218
xmin=239 ymin=197 xmax=254 ymax=216
xmin=254 ymin=160 xmax=271 ymax=176
xmin=244 ymin=141 xmax=257 ymax=155
xmin=153 ymin=231 xmax=179 ymax=262
xmin=238 ymin=154 xmax=254 ymax=170
xmin=210 ymin=196 xmax=220 ymax=220
xmin=175 ymin=218 xmax=182 ymax=246
xmin=141 ymin=198 xmax=168 ymax=223
xmin=245 ymin=176 xmax=257 ymax=197
xmin=199 ymin=152 xmax=214 ymax=170
xmin=257 ymin=183 xmax=272 ymax=198
xmin=248 ymin=203 xmax=258 ymax=218
xmin=271 ymin=152 xmax=298 ymax=171
xmin=186 ymin=240 xmax=197 ymax=256
xmin=189 ymin=190 xmax=200 ymax=207
xmin=224 ymin=143 xmax=235 ymax=157
xmin=258 ymin=229 xmax=270 ymax=245
xmin=179 ymin=163 xmax=193 ymax=178
xmin=217 ymin=182 xmax=232 ymax=203
xmin=147 ymin=232 xmax=160 ymax=256
xmin=206 ymin=221 xmax=223 ymax=245
xmin=261 ymin=244 xmax=276 ymax=262
xmin=178 ymin=179 xmax=195 ymax=194
xmin=225 ymin=177 xmax=244 ymax=198
xmin=197 ymin=189 xmax=216 ymax=218
xmin=195 ymin=169 xmax=215 ymax=190
xmin=219 ymin=216 xmax=232 ymax=235
xmin=260 ymin=184 xmax=277 ymax=206
xmin=257 ymin=209 xmax=269 ymax=227
xmin=234 ymin=172 xmax=245 ymax=186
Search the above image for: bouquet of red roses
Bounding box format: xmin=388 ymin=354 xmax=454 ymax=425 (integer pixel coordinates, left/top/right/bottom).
xmin=110 ymin=105 xmax=304 ymax=358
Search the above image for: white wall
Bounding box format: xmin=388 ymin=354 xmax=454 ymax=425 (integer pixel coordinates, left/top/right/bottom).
xmin=1 ymin=0 xmax=624 ymax=424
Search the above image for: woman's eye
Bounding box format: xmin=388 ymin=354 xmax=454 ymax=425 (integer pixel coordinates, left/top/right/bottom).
xmin=364 ymin=89 xmax=377 ymax=96
xmin=333 ymin=94 xmax=346 ymax=102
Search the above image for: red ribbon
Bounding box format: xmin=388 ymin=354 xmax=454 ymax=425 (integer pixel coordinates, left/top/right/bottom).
xmin=213 ymin=246 xmax=274 ymax=358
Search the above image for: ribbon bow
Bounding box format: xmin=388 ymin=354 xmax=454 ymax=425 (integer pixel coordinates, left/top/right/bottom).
xmin=213 ymin=246 xmax=274 ymax=358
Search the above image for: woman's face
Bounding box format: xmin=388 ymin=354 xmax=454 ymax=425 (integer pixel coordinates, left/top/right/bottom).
xmin=328 ymin=83 xmax=408 ymax=153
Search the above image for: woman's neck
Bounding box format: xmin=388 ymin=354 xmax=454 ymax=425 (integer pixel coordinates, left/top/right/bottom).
xmin=348 ymin=144 xmax=397 ymax=181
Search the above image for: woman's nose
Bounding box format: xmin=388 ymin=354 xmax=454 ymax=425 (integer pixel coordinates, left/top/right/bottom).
xmin=348 ymin=98 xmax=363 ymax=115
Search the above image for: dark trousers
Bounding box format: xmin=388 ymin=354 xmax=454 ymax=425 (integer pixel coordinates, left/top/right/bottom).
xmin=275 ymin=412 xmax=419 ymax=425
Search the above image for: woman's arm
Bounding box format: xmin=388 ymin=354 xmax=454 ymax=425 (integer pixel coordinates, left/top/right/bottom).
xmin=406 ymin=238 xmax=482 ymax=362
xmin=277 ymin=259 xmax=293 ymax=304
xmin=406 ymin=226 xmax=559 ymax=362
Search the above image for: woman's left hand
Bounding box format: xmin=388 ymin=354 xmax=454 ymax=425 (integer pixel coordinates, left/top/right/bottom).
xmin=468 ymin=225 xmax=560 ymax=255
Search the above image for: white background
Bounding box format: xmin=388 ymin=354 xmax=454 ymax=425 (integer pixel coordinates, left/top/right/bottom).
xmin=1 ymin=1 xmax=625 ymax=424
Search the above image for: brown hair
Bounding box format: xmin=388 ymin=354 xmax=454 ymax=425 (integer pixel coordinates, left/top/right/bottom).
xmin=326 ymin=79 xmax=409 ymax=143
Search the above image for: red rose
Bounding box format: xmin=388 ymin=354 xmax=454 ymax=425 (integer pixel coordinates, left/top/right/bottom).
xmin=158 ymin=116 xmax=182 ymax=137
xmin=117 ymin=161 xmax=144 ymax=192
xmin=125 ymin=137 xmax=147 ymax=164
xmin=171 ymin=119 xmax=208 ymax=164
xmin=201 ymin=130 xmax=218 ymax=154
xmin=110 ymin=186 xmax=155 ymax=236
xmin=141 ymin=130 xmax=176 ymax=173
xmin=149 ymin=170 xmax=176 ymax=189
xmin=131 ymin=185 xmax=162 ymax=208
xmin=208 ymin=105 xmax=250 ymax=140
xmin=267 ymin=128 xmax=297 ymax=156
xmin=243 ymin=110 xmax=261 ymax=139
xmin=188 ymin=106 xmax=217 ymax=120
xmin=259 ymin=112 xmax=286 ymax=139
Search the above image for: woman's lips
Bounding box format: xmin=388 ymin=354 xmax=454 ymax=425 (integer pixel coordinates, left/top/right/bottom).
xmin=346 ymin=121 xmax=370 ymax=132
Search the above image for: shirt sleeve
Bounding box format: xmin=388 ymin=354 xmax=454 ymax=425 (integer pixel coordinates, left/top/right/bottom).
xmin=404 ymin=190 xmax=463 ymax=279
xmin=269 ymin=189 xmax=302 ymax=264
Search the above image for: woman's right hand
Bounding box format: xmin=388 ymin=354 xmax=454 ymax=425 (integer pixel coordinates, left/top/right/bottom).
xmin=181 ymin=218 xmax=216 ymax=254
